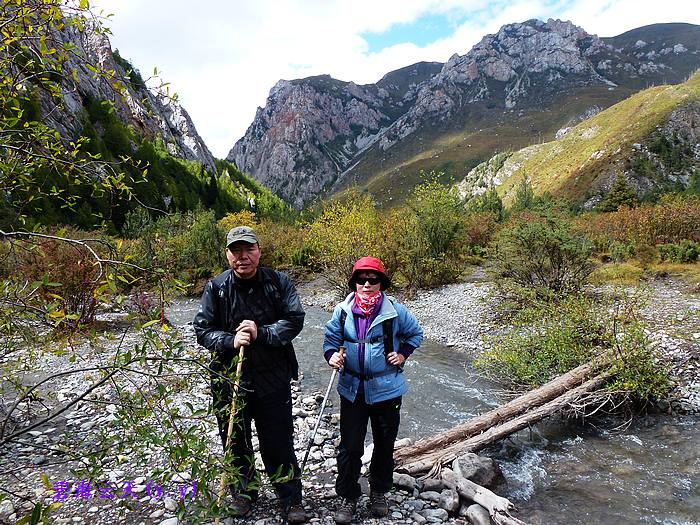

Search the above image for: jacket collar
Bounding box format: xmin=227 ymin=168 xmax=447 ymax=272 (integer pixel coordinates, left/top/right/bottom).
xmin=341 ymin=292 xmax=397 ymax=327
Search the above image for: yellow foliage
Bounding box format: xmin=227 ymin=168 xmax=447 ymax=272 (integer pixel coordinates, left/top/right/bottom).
xmin=306 ymin=192 xmax=382 ymax=290
xmin=218 ymin=210 xmax=258 ymax=232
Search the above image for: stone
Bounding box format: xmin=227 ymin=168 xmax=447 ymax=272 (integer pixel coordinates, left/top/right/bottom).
xmin=392 ymin=472 xmax=417 ymax=492
xmin=404 ymin=499 xmax=424 ymax=511
xmin=422 ymin=507 xmax=449 ymax=521
xmin=0 ymin=500 xmax=15 ymax=521
xmin=452 ymin=453 xmax=503 ymax=489
xmin=171 ymin=472 xmax=190 ymax=483
xmin=419 ymin=490 xmax=441 ymax=503
xmin=421 ymin=477 xmax=444 ymax=492
xmin=158 ymin=518 xmax=178 ymax=525
xmin=438 ymin=488 xmax=460 ymax=513
xmin=411 ymin=512 xmax=428 ymax=524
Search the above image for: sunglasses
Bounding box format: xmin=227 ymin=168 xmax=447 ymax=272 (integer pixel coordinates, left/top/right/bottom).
xmin=355 ymin=277 xmax=381 ymax=286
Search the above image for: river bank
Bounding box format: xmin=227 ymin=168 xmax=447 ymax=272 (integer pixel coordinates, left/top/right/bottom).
xmin=0 ymin=272 xmax=698 ymax=525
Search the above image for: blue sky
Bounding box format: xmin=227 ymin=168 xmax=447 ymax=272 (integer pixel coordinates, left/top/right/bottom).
xmin=94 ymin=0 xmax=700 ymax=158
xmin=363 ymin=11 xmax=465 ymax=52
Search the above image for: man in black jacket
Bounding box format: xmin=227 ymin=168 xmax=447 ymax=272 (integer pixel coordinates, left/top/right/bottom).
xmin=193 ymin=226 xmax=306 ymax=523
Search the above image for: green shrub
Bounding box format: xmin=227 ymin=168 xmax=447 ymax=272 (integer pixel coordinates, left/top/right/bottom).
xmin=657 ymin=240 xmax=700 ymax=263
xmin=510 ymin=176 xmax=535 ymax=212
xmin=610 ymin=241 xmax=635 ymax=262
xmin=468 ymin=187 xmax=505 ymax=221
xmin=476 ymin=292 xmax=671 ymax=402
xmin=598 ymin=174 xmax=638 ymax=212
xmin=393 ymin=177 xmax=467 ymax=289
xmin=490 ymin=215 xmax=594 ymax=296
xmin=607 ymin=321 xmax=671 ymax=400
xmin=477 ymin=294 xmax=607 ymax=387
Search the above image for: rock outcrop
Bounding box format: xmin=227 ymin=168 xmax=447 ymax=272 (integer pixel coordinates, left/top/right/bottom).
xmin=41 ymin=21 xmax=216 ymax=173
xmin=228 ymin=63 xmax=441 ymax=208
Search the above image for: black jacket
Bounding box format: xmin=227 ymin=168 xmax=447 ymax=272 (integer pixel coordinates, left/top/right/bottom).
xmin=193 ymin=267 xmax=305 ymax=395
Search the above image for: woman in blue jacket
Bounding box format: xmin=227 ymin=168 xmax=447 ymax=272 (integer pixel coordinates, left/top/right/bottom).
xmin=323 ymin=256 xmax=423 ymax=524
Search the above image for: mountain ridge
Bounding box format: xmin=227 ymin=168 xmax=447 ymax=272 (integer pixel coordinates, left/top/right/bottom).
xmin=229 ymin=20 xmax=700 ymax=208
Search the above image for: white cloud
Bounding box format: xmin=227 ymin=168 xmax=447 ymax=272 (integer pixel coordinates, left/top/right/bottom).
xmin=94 ymin=0 xmax=700 ymax=157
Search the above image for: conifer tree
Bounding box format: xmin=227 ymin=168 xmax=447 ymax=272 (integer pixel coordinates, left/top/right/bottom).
xmin=598 ymin=174 xmax=638 ymax=212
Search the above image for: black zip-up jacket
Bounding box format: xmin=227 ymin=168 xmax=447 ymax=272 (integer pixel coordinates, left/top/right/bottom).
xmin=193 ymin=267 xmax=305 ymax=395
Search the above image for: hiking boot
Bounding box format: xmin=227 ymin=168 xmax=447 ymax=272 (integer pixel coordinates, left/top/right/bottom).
xmin=285 ymin=502 xmax=307 ymax=524
xmin=229 ymin=493 xmax=253 ymax=517
xmin=369 ymin=491 xmax=389 ymax=517
xmin=333 ymin=497 xmax=357 ymax=524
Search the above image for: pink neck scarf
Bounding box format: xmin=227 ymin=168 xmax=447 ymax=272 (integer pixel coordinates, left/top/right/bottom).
xmin=354 ymin=291 xmax=381 ymax=317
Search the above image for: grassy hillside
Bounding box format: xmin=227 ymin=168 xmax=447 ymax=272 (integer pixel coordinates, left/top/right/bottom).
xmin=488 ymin=70 xmax=700 ymax=204
xmin=337 ymin=85 xmax=635 ymax=206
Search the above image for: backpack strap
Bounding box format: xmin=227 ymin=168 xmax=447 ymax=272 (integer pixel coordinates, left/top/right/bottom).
xmin=381 ymin=317 xmax=394 ymax=358
xmin=260 ymin=267 xmax=283 ymax=315
xmin=339 ymin=309 xmax=347 ymax=347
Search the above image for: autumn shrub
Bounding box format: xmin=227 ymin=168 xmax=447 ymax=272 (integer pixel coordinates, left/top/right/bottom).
xmin=11 ymin=231 xmax=107 ymax=327
xmin=218 ymin=209 xmax=258 ymax=233
xmin=490 ymin=214 xmax=594 ymax=297
xmin=306 ymin=191 xmax=382 ymax=291
xmin=255 ymin=220 xmax=309 ymax=269
xmin=578 ymin=195 xmax=700 ymax=251
xmin=462 ymin=211 xmax=500 ymax=249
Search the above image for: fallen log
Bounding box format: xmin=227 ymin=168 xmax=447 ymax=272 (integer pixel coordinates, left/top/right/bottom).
xmin=397 ymin=373 xmax=609 ymax=475
xmin=394 ymin=359 xmax=603 ymax=467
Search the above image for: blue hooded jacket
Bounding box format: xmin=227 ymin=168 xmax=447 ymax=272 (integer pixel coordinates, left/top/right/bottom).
xmin=323 ymin=292 xmax=423 ymax=404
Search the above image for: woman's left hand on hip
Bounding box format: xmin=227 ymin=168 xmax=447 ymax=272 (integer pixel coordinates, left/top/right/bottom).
xmin=386 ymin=352 xmax=405 ymax=366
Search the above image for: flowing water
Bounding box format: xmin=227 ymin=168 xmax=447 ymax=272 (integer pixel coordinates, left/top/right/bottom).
xmin=171 ymin=300 xmax=699 ymax=525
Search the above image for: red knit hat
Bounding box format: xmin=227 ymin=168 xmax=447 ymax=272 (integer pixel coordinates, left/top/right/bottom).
xmin=348 ymin=256 xmax=390 ymax=291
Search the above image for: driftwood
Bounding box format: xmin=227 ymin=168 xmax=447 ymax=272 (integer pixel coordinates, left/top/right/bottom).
xmin=442 ymin=468 xmax=528 ymax=525
xmin=395 ymin=358 xmax=611 ymax=476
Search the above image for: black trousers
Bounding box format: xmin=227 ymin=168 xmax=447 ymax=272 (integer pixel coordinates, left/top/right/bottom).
xmin=212 ymin=379 xmax=302 ymax=505
xmin=336 ymin=392 xmax=402 ymax=500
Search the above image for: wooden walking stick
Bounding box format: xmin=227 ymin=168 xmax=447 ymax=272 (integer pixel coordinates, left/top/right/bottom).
xmin=214 ymin=343 xmax=246 ymax=525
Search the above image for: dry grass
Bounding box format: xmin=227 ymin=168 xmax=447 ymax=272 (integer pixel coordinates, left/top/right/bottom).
xmin=588 ymin=262 xmax=645 ymax=285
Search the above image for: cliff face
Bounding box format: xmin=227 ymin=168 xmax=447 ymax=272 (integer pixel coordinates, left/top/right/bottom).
xmin=229 ymin=20 xmax=700 ymax=208
xmin=228 ymin=63 xmax=441 ymax=208
xmin=42 ymin=22 xmax=216 ymax=173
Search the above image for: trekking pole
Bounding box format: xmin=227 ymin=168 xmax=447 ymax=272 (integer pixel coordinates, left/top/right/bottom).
xmin=214 ymin=343 xmax=246 ymax=525
xmin=301 ymin=346 xmax=345 ymax=472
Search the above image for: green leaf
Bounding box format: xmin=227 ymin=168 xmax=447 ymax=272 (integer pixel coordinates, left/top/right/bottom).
xmin=31 ymin=503 xmax=42 ymax=524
